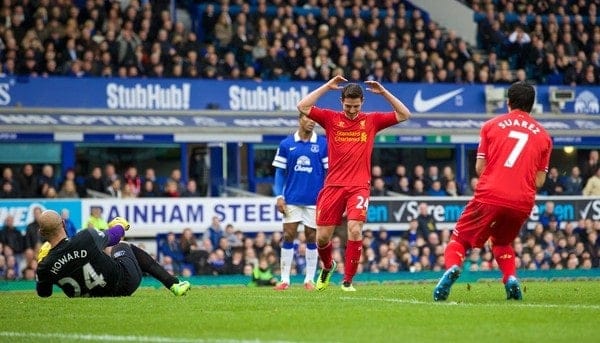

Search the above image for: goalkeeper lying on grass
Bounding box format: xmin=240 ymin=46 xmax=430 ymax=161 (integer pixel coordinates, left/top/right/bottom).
xmin=36 ymin=210 xmax=190 ymax=297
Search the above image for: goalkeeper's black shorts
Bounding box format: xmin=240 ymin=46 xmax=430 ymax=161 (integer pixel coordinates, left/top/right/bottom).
xmin=112 ymin=243 xmax=143 ymax=296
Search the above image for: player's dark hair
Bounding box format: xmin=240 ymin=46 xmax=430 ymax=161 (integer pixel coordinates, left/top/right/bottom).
xmin=507 ymin=81 xmax=535 ymax=113
xmin=341 ymin=83 xmax=364 ymax=100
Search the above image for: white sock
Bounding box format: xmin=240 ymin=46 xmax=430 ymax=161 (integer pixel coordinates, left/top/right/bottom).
xmin=280 ymin=247 xmax=294 ymax=284
xmin=305 ymin=247 xmax=318 ymax=283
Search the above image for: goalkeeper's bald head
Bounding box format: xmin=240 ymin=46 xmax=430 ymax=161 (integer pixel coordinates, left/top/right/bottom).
xmin=39 ymin=210 xmax=65 ymax=240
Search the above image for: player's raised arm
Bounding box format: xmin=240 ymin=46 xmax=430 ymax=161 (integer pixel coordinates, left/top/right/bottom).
xmin=104 ymin=217 xmax=131 ymax=247
xmin=297 ymin=75 xmax=347 ymax=115
xmin=365 ymin=80 xmax=411 ymax=122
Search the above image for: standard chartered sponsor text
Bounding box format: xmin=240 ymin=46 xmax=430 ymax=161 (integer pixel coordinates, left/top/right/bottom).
xmin=335 ymin=131 xmax=362 ymax=142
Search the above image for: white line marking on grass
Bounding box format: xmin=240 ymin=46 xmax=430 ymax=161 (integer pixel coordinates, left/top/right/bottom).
xmin=340 ymin=296 xmax=600 ymax=310
xmin=252 ymin=293 xmax=600 ymax=311
xmin=0 ymin=331 xmax=292 ymax=343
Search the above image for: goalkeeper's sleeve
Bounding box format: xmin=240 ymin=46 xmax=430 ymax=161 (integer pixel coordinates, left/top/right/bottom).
xmin=105 ymin=226 xmax=125 ymax=247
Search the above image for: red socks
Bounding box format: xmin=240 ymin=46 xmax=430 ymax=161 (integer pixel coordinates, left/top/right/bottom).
xmin=318 ymin=241 xmax=333 ymax=270
xmin=444 ymin=240 xmax=466 ymax=269
xmin=492 ymin=245 xmax=517 ymax=284
xmin=344 ymin=240 xmax=362 ymax=283
xmin=445 ymin=239 xmax=516 ymax=284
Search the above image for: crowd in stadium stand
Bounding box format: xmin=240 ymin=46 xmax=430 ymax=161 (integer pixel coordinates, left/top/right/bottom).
xmin=0 ymin=0 xmax=598 ymax=85
xmin=154 ymin=207 xmax=600 ymax=279
xmin=0 ymin=155 xmax=598 ymax=280
xmin=1 ymin=148 xmax=599 ymax=199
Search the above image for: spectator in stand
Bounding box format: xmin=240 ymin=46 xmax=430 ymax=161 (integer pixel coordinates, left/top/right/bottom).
xmin=540 ymin=200 xmax=560 ymax=230
xmin=427 ymin=180 xmax=447 ymax=196
xmin=167 ymin=168 xmax=186 ymax=195
xmin=0 ymin=215 xmax=24 ymax=256
xmin=426 ymin=165 xmax=441 ymax=187
xmin=371 ymin=177 xmax=390 ymax=196
xmin=57 ymin=180 xmax=80 ymax=198
xmin=106 ymin=178 xmax=122 ymax=198
xmin=581 ymin=150 xmax=599 ymax=186
xmin=24 ymin=206 xmax=43 ymax=254
xmin=37 ymin=164 xmax=58 ymax=197
xmin=412 ymin=164 xmax=428 ymax=190
xmin=444 ymin=180 xmax=461 ymax=197
xmin=416 ymin=202 xmax=438 ymax=237
xmin=139 ymin=179 xmax=160 ymax=197
xmin=121 ymin=183 xmax=137 ymax=198
xmin=562 ymin=166 xmax=584 ymax=195
xmin=123 ymin=166 xmax=141 ymax=197
xmin=102 ymin=163 xmax=120 ymax=192
xmin=391 ymin=176 xmax=411 ymax=195
xmin=228 ymin=249 xmax=245 ymax=275
xmin=61 ymin=208 xmax=78 ymax=239
xmin=16 ymin=164 xmax=35 ymax=197
xmin=181 ymin=179 xmax=201 ymax=197
xmin=541 ymin=167 xmax=563 ymax=195
xmin=411 ymin=179 xmax=427 ymax=196
xmin=205 ymin=216 xmax=224 ymax=251
xmin=60 ymin=168 xmax=85 ymax=198
xmin=248 ymin=254 xmax=277 ymax=287
xmin=462 ymin=177 xmax=479 ymax=196
xmin=159 ymin=232 xmax=185 ymax=275
xmin=180 ymin=227 xmax=200 ymax=270
xmin=162 ymin=179 xmax=180 ymax=197
xmin=85 ymin=206 xmax=108 ymax=230
xmin=224 ymin=224 xmax=243 ymax=248
xmin=583 ymin=168 xmax=600 ymax=196
xmin=143 ymin=167 xmax=160 ymax=192
xmin=2 ymin=167 xmax=19 ymax=196
xmin=390 ymin=164 xmax=408 ymax=187
xmin=0 ymin=180 xmax=19 ymax=198
xmin=84 ymin=167 xmax=105 ymax=196
xmin=507 ymin=24 xmax=531 ymax=69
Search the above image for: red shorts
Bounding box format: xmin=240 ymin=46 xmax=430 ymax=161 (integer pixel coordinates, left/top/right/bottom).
xmin=451 ymin=200 xmax=530 ymax=249
xmin=316 ymin=185 xmax=370 ymax=226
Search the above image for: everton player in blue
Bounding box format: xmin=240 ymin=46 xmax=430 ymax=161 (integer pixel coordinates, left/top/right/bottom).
xmin=272 ymin=112 xmax=328 ymax=291
xmin=36 ymin=210 xmax=190 ymax=297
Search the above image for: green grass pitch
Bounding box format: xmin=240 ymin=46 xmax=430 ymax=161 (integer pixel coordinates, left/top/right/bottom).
xmin=1 ymin=280 xmax=599 ymax=343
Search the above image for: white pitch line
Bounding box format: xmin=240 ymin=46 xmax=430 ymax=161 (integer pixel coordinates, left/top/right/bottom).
xmin=253 ymin=294 xmax=600 ymax=310
xmin=339 ymin=296 xmax=600 ymax=310
xmin=0 ymin=331 xmax=293 ymax=343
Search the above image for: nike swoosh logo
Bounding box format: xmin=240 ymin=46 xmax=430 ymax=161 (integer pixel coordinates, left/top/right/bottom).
xmin=289 ymin=147 xmax=296 ymax=150
xmin=413 ymin=88 xmax=464 ymax=112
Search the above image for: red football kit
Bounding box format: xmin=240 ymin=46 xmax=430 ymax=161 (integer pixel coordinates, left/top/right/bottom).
xmin=449 ymin=110 xmax=552 ymax=267
xmin=308 ymin=106 xmax=399 ymax=225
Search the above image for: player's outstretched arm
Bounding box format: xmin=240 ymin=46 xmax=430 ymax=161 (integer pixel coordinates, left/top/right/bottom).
xmin=297 ymin=75 xmax=347 ymax=115
xmin=104 ymin=217 xmax=130 ymax=247
xmin=365 ymin=80 xmax=411 ymax=122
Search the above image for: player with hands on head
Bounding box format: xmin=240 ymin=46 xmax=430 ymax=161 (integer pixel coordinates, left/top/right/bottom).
xmin=433 ymin=81 xmax=552 ymax=301
xmin=297 ymin=75 xmax=411 ymax=291
xmin=272 ymin=112 xmax=328 ymax=291
xmin=36 ymin=210 xmax=190 ymax=297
